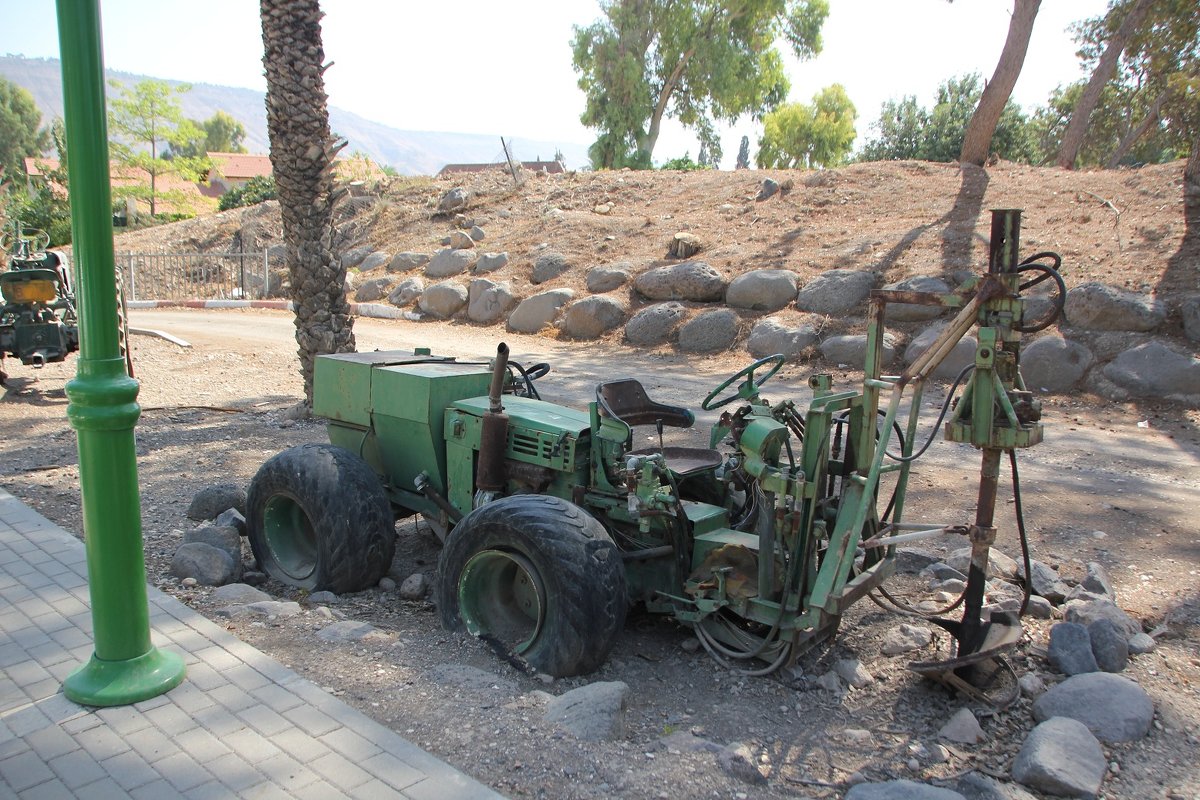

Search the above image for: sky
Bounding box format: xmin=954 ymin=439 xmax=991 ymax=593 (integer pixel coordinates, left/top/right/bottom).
xmin=1 ymin=0 xmax=1110 ymax=168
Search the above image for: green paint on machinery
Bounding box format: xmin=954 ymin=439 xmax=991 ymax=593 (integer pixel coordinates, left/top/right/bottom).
xmin=0 ymin=222 xmax=79 ymax=380
xmin=248 ymin=209 xmax=1067 ymax=691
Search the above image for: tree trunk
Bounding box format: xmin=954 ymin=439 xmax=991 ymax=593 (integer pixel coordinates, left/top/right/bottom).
xmin=1186 ymin=135 xmax=1200 ymax=217
xmin=1056 ymin=0 xmax=1155 ymax=169
xmin=960 ymin=0 xmax=1041 ymax=166
xmin=260 ymin=0 xmax=353 ymax=407
xmin=1105 ymin=90 xmax=1167 ymax=168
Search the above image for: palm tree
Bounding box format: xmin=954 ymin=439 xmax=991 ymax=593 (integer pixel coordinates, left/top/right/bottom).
xmin=259 ymin=0 xmax=352 ymax=407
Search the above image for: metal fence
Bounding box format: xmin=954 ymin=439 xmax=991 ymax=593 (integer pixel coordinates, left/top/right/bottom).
xmin=119 ymin=252 xmax=270 ymax=302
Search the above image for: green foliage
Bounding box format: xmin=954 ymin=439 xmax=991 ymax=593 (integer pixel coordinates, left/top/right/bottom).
xmin=572 ymin=0 xmax=829 ymax=169
xmin=108 ymin=79 xmax=210 ymax=215
xmin=218 ymin=175 xmax=277 ymax=211
xmin=4 ymin=119 xmax=72 ymax=246
xmin=757 ymin=84 xmax=856 ymax=168
xmin=0 ymin=78 xmax=50 ymax=182
xmin=658 ymin=153 xmax=706 ymax=171
xmin=859 ymin=74 xmax=1035 ymax=164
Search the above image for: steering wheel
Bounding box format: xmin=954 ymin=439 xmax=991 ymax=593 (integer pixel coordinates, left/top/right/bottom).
xmin=701 ymin=354 xmax=785 ymax=410
xmin=1 ymin=228 xmax=51 ymax=255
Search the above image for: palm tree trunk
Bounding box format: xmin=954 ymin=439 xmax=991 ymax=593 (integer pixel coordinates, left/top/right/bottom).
xmin=1056 ymin=0 xmax=1155 ymax=169
xmin=259 ymin=0 xmax=353 ymax=407
xmin=960 ymin=0 xmax=1041 ymax=166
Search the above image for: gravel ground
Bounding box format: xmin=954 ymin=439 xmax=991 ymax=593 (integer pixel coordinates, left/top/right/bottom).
xmin=2 ymin=310 xmax=1199 ymax=799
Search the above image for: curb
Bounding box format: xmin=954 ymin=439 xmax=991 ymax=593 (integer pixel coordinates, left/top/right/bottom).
xmin=127 ymin=299 xmax=420 ymax=321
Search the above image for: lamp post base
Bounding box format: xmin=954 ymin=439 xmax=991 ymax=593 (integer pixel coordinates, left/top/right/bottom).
xmin=63 ymin=647 xmax=185 ymax=707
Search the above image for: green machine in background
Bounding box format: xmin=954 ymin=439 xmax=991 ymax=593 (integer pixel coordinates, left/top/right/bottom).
xmin=0 ymin=222 xmax=80 ymax=381
xmin=249 ymin=209 xmax=1065 ymax=695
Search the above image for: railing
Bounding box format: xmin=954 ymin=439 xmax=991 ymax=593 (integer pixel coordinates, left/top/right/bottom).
xmin=118 ymin=252 xmax=270 ymax=301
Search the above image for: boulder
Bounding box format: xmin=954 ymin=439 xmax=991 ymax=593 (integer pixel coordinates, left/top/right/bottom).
xmin=1182 ymin=294 xmax=1200 ymax=342
xmin=953 ymin=772 xmax=1039 ymax=800
xmin=473 ymin=252 xmax=509 ymax=274
xmin=586 ymin=266 xmax=631 ymax=293
xmin=1081 ymin=562 xmax=1114 ymax=599
xmin=677 ymin=309 xmax=739 ymax=353
xmin=905 ymin=324 xmax=977 ymax=379
xmin=532 ymin=251 xmax=571 ymax=284
xmin=625 ymin=302 xmax=687 ymax=347
xmin=437 ymin=187 xmax=468 ymax=214
xmin=834 ymin=658 xmax=873 ymax=688
xmin=417 ymin=281 xmax=468 ymax=319
xmin=214 ymin=508 xmax=246 ymax=536
xmin=354 ymin=277 xmax=394 ymax=303
xmin=725 ymin=269 xmax=799 ymax=312
xmin=1020 ymin=337 xmax=1093 ymax=393
xmin=387 ymin=277 xmax=424 ymax=307
xmin=883 ymin=275 xmax=952 ymax=321
xmin=939 ymin=708 xmax=986 ymax=744
xmin=756 ymin=179 xmax=780 ymax=201
xmin=821 ymin=333 xmax=897 ymax=366
xmin=359 ymin=251 xmax=391 ymax=271
xmin=1032 ymin=672 xmax=1154 ymax=742
xmin=316 ymin=621 xmax=377 ymax=643
xmin=633 ymin=261 xmax=726 ymax=302
xmin=1088 ymin=618 xmax=1129 ymax=673
xmin=339 ymin=246 xmax=372 ymax=269
xmin=170 ymin=542 xmax=236 ymax=586
xmin=426 ymin=248 xmax=478 ymax=278
xmin=183 ymin=525 xmax=242 ymax=565
xmin=1048 ymin=622 xmax=1098 ymax=676
xmin=881 ymin=624 xmax=933 ymax=655
xmin=1024 ymin=559 xmax=1069 ymax=603
xmin=447 ymin=230 xmax=475 ymax=250
xmin=1103 ymin=341 xmax=1200 ymax=397
xmin=466 ymin=279 xmax=518 ymax=325
xmin=1011 ymin=717 xmax=1106 ymax=799
xmin=400 ymin=573 xmax=428 ymax=600
xmin=544 ymin=681 xmax=628 ymax=741
xmin=1064 ymin=282 xmax=1165 ymax=331
xmin=944 ymin=547 xmax=1019 ymax=580
xmin=1063 ymin=598 xmax=1140 ymax=638
xmin=795 ymin=270 xmax=877 ymax=315
xmin=187 ymin=484 xmax=246 ymax=521
xmin=558 ymin=296 xmax=627 ymax=339
xmin=388 ymin=252 xmax=429 ymax=272
xmin=748 ymin=318 xmax=817 ymax=359
xmin=469 ymin=225 xmax=485 ymax=241
xmin=212 ymin=583 xmax=271 ymax=604
xmin=508 ymin=289 xmax=575 ymax=333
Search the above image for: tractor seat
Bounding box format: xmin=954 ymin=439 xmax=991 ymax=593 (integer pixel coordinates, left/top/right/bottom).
xmin=595 ymin=379 xmax=723 ymax=476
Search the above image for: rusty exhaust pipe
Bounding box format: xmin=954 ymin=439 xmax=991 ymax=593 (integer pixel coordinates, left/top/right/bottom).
xmin=476 ymin=343 xmax=510 ymax=499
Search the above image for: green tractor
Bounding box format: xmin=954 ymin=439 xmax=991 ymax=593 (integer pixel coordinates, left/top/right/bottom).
xmin=248 ymin=209 xmax=1065 ymax=688
xmin=0 ymin=222 xmax=79 ymax=383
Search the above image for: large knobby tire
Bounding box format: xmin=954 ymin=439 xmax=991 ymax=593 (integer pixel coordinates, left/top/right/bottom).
xmin=438 ymin=495 xmax=627 ymax=677
xmin=247 ymin=443 xmax=396 ymax=593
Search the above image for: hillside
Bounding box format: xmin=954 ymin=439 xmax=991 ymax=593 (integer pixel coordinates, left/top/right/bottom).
xmin=108 ymin=159 xmax=1200 ymax=408
xmin=0 ymin=55 xmax=588 ymax=174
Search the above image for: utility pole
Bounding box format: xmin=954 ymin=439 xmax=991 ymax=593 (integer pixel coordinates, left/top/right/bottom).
xmin=57 ymin=0 xmax=186 ymax=706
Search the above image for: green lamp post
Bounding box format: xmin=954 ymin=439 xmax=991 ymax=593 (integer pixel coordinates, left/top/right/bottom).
xmin=58 ymin=0 xmax=186 ymax=706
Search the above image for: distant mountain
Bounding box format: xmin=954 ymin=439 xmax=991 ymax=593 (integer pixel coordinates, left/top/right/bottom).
xmin=0 ymin=55 xmax=589 ymax=175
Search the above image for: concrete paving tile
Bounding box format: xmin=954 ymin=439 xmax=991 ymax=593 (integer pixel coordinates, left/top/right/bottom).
xmin=128 ymin=778 xmax=176 ymax=799
xmin=259 ymin=725 xmax=331 ymax=763
xmin=98 ymin=748 xmax=159 ymax=791
xmin=403 ymin=775 xmax=503 ymax=800
xmin=24 ymin=677 xmax=63 ymax=703
xmin=241 ymin=782 xmax=295 ymax=800
xmin=48 ymin=748 xmax=108 ymax=789
xmin=181 ymin=661 xmax=225 ymax=692
xmin=25 ymin=723 xmax=79 ymax=761
xmin=352 ymin=777 xmax=409 ymax=799
xmin=0 ymin=748 xmax=55 ymax=792
xmin=60 ymin=710 xmax=105 ymax=736
xmin=320 ymin=724 xmax=384 ymax=761
xmin=209 ymin=682 xmax=254 ymax=714
xmin=48 ymin=626 xmax=90 ymax=650
xmin=4 ymin=705 xmax=51 ymax=738
xmin=309 ymin=750 xmax=373 ymax=792
xmin=190 ymin=704 xmax=246 ymax=738
xmin=282 ymin=703 xmax=340 ymax=737
xmin=290 ymin=778 xmax=353 ymax=800
xmin=19 ymin=776 xmax=74 ymax=800
xmin=185 ymin=779 xmax=235 ymax=800
xmin=172 ymin=727 xmax=232 ymax=763
xmin=94 ymin=704 xmax=153 ymax=736
xmin=237 ymin=704 xmax=293 ymax=737
xmin=191 ymin=644 xmax=243 ymax=673
xmin=143 ymin=698 xmax=194 ymax=732
xmin=226 ymin=662 xmax=273 ymax=692
xmin=256 ymin=752 xmax=321 ymax=791
xmin=25 ymin=639 xmax=73 ymax=667
xmin=167 ymin=680 xmax=218 ymax=715
xmin=206 ymin=751 xmax=265 ymax=793
xmin=363 ymin=750 xmax=425 ymax=790
xmin=123 ymin=725 xmax=182 ymax=763
xmin=153 ymin=751 xmax=213 ymax=792
xmin=221 ymin=726 xmax=284 ymax=763
xmin=72 ymin=776 xmax=130 ymax=800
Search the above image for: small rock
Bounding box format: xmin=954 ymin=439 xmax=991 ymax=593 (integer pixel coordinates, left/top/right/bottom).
xmin=473 ymin=252 xmax=509 ymax=274
xmin=438 ymin=187 xmax=469 ymax=214
xmin=1024 ymin=595 xmax=1054 ymax=619
xmin=882 ymin=624 xmax=934 ymax=655
xmin=907 ymin=758 xmax=921 ymax=772
xmin=469 ymin=225 xmax=485 ymax=241
xmin=316 ymin=620 xmax=377 ymax=643
xmin=170 ymin=543 xmax=236 ymax=586
xmin=680 ymin=638 xmax=700 ymax=653
xmin=894 ymin=547 xmax=942 ymax=574
xmin=378 ymin=577 xmax=396 ymax=592
xmin=1127 ymin=632 xmax=1156 ymax=654
xmin=926 ymin=744 xmax=950 ymax=764
xmin=214 ymin=508 xmax=247 ymax=536
xmin=400 ymin=573 xmax=428 ymax=600
xmin=308 ymin=590 xmax=339 ymax=604
xmin=1011 ymin=717 xmax=1106 ymax=798
xmin=544 ymin=681 xmax=629 ymax=741
xmin=1019 ymin=672 xmax=1046 ymax=699
xmin=245 ymin=600 xmax=302 ymax=619
xmin=1081 ymin=562 xmax=1114 ymax=599
xmin=1063 ymin=598 xmax=1140 ymax=638
xmin=946 ymin=547 xmax=1019 ymax=580
xmin=845 ymin=779 xmax=965 ymax=799
xmin=922 ymin=563 xmax=967 ymax=582
xmin=815 ymin=670 xmax=843 ymax=692
xmin=717 ymin=742 xmax=768 ymax=786
xmin=241 ymin=571 xmax=268 ymax=587
xmin=1088 ymin=618 xmax=1129 ymax=673
xmin=448 ymin=230 xmax=475 ymax=250
xmin=1024 ymin=559 xmax=1069 ymax=603
xmin=756 ymin=179 xmax=780 ymax=201
xmin=954 ymin=771 xmax=1039 ymax=800
xmin=532 ymin=251 xmax=571 ymax=284
xmin=388 ymin=252 xmax=430 ymax=273
xmin=187 ymin=484 xmax=246 ymax=521
xmin=586 ymin=265 xmax=631 ymax=294
xmin=212 ymin=583 xmax=271 ymax=604
xmin=1048 ymin=622 xmax=1099 ymax=675
xmin=183 ymin=525 xmax=242 ymax=565
xmin=834 ymin=658 xmax=873 ymax=688
xmin=939 ymin=708 xmax=986 ymax=744
xmin=181 ymin=577 xmax=198 ymax=588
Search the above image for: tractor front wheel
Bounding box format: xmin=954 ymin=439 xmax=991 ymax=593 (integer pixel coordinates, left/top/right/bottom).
xmin=247 ymin=444 xmax=395 ymax=593
xmin=437 ymin=495 xmax=627 ymax=677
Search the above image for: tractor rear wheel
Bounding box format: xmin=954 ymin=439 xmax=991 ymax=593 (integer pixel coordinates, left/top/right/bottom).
xmin=437 ymin=495 xmax=627 ymax=677
xmin=247 ymin=444 xmax=395 ymax=593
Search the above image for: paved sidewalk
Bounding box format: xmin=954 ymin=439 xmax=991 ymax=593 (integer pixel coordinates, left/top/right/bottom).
xmin=0 ymin=487 xmax=503 ymax=799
